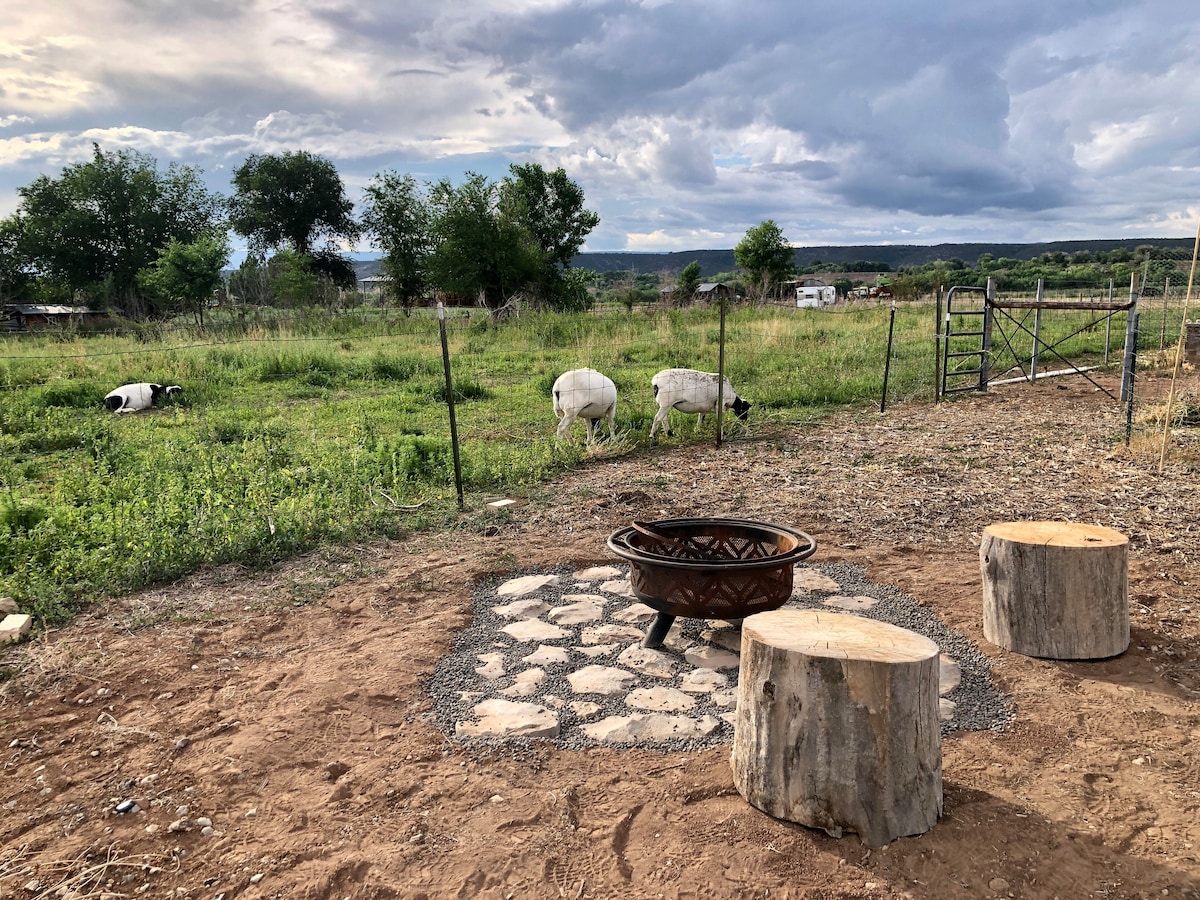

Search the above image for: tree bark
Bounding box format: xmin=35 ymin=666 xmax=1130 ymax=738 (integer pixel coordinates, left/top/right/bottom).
xmin=981 ymin=521 xmax=1129 ymax=659
xmin=731 ymin=609 xmax=942 ymax=848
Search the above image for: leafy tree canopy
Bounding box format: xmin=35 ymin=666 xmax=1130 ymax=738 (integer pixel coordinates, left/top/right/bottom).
xmin=139 ymin=231 xmax=231 ymax=326
xmin=427 ymin=172 xmax=540 ymax=313
xmin=734 ymin=220 xmax=796 ymax=297
xmin=360 ymin=171 xmax=433 ymax=309
xmin=8 ymin=144 xmax=224 ymax=317
xmin=677 ymin=261 xmax=702 ymax=298
xmin=229 ymin=150 xmax=358 ymax=287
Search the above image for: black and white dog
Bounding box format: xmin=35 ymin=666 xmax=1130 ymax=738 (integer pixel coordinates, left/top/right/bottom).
xmin=103 ymin=382 xmax=182 ymax=414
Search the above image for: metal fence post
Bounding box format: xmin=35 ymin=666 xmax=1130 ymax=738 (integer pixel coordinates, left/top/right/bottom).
xmin=438 ymin=303 xmax=465 ymax=509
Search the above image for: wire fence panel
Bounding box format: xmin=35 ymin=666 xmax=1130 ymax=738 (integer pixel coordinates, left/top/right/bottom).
xmin=0 ymin=296 xmax=1189 ymax=624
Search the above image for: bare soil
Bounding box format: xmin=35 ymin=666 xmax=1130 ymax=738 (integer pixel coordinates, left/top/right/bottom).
xmin=3 ymin=372 xmax=1199 ymax=900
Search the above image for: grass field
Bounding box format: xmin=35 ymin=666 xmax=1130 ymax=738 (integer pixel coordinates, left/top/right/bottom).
xmin=0 ymin=299 xmax=1160 ymax=625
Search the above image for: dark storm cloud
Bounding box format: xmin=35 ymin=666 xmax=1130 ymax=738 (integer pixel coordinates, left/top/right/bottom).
xmin=0 ymin=0 xmax=1196 ymax=250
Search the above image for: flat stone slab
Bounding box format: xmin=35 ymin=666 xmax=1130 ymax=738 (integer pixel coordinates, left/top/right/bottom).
xmin=581 ymin=713 xmax=722 ymax=744
xmin=496 ymin=574 xmax=561 ymax=598
xmin=611 ymin=602 xmax=657 ymax=624
xmin=699 ymin=627 xmax=742 ymax=652
xmin=475 ymin=653 xmax=506 ymax=680
xmin=599 ymin=579 xmax=636 ymax=599
xmin=823 ymin=595 xmax=879 ymax=612
xmin=567 ymin=665 xmax=638 ymax=697
xmin=523 ymin=645 xmax=571 ymax=666
xmin=576 ymin=644 xmax=620 ymax=658
xmin=492 ymin=598 xmax=550 ymax=619
xmin=683 ymin=645 xmax=740 ymax=670
xmin=456 ymin=699 xmax=560 ymax=739
xmin=501 ymin=619 xmax=569 ymax=642
xmin=500 ymin=668 xmax=546 ymax=698
xmin=626 ymin=686 xmax=697 ymax=712
xmin=793 ymin=569 xmax=840 ymax=593
xmin=561 ymin=593 xmax=609 ymax=606
xmin=547 ymin=601 xmax=604 ymax=625
xmin=939 ymin=698 xmax=957 ymax=721
xmin=580 ymin=624 xmax=645 ymax=645
xmin=940 ymin=656 xmax=961 ymax=696
xmin=573 ymin=566 xmax=623 ymax=581
xmin=571 ymin=701 xmax=604 ymax=719
xmin=679 ymin=668 xmax=728 ymax=693
xmin=711 ymin=690 xmax=737 ymax=708
xmin=616 ymin=645 xmax=676 ymax=678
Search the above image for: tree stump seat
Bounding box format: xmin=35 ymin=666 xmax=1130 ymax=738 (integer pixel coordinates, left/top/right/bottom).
xmin=981 ymin=521 xmax=1129 ymax=660
xmin=730 ymin=609 xmax=942 ymax=848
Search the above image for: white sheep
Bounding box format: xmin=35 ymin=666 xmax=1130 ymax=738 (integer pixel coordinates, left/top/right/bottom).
xmin=552 ymin=368 xmax=617 ymax=443
xmin=649 ymin=368 xmax=750 ymax=438
xmin=103 ymin=382 xmax=182 ymax=414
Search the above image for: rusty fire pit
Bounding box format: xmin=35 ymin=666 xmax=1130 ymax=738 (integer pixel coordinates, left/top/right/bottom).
xmin=607 ymin=517 xmax=817 ymax=648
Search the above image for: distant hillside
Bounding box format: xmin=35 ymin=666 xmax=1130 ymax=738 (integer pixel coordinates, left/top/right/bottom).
xmin=568 ymin=238 xmax=1196 ymax=277
xmin=346 ymin=237 xmax=1194 ymax=281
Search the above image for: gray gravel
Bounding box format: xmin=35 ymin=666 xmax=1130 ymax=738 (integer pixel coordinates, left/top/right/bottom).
xmin=426 ymin=562 xmax=1013 ymax=751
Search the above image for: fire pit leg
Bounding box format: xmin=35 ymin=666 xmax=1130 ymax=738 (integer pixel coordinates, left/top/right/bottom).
xmin=642 ymin=612 xmax=676 ymax=649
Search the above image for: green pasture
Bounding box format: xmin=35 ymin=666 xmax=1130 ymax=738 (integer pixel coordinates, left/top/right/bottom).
xmin=0 ymin=301 xmax=1145 ymax=625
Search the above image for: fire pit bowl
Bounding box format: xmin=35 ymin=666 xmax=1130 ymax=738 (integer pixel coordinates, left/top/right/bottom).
xmin=607 ymin=517 xmax=817 ymax=648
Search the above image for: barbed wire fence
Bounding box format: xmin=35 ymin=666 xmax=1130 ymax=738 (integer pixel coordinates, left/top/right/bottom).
xmin=0 ymin=282 xmax=1193 ymax=618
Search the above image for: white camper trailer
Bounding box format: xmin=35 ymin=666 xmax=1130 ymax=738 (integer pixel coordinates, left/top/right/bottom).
xmin=796 ymin=285 xmax=836 ymax=308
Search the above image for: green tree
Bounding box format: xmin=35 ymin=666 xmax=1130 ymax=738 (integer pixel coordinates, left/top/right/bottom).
xmin=267 ymin=250 xmax=323 ymax=308
xmin=734 ymin=220 xmax=796 ymax=299
xmin=676 ymin=261 xmax=702 ymax=300
xmin=227 ymin=254 xmax=272 ymax=307
xmin=12 ymin=144 xmax=224 ymax=317
xmin=427 ymin=173 xmax=538 ymax=314
xmin=0 ymin=216 xmax=34 ymax=302
xmin=229 ymin=151 xmax=359 ymax=288
xmin=498 ymin=163 xmax=599 ymax=310
xmin=360 ymin=172 xmax=432 ymax=310
xmin=139 ymin=232 xmax=231 ymax=326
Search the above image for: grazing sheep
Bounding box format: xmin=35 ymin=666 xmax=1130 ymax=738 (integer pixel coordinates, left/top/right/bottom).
xmin=649 ymin=368 xmax=750 ymax=438
xmin=103 ymin=382 xmax=182 ymax=414
xmin=552 ymin=368 xmax=617 ymax=443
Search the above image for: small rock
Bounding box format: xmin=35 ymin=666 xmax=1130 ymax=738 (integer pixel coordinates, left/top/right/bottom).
xmin=250 ymin=873 xmax=265 ymax=884
xmin=988 ymin=877 xmax=1010 ymax=892
xmin=195 ymin=817 xmax=212 ymax=828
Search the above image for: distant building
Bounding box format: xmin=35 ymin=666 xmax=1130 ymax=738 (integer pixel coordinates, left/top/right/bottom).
xmin=696 ymin=282 xmax=732 ymax=300
xmin=2 ymin=304 xmax=101 ymax=331
xmin=787 ymin=279 xmax=837 ymax=308
xmin=358 ymin=275 xmax=391 ymax=301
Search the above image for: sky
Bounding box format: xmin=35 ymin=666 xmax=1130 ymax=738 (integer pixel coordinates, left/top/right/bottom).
xmin=1 ymin=0 xmax=1198 ymax=257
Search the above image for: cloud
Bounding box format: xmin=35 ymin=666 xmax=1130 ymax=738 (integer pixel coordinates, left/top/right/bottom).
xmin=0 ymin=0 xmax=1196 ymax=247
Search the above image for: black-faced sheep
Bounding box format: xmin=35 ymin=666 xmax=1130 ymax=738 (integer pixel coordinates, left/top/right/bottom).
xmin=552 ymin=368 xmax=617 ymax=442
xmin=649 ymin=368 xmax=750 ymax=438
xmin=103 ymin=383 xmax=182 ymax=414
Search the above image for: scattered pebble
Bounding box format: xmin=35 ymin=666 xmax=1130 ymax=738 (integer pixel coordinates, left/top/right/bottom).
xmin=429 ymin=562 xmax=1013 ymax=751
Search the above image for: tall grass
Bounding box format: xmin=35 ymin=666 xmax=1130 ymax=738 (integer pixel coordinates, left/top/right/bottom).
xmin=0 ymin=299 xmax=1142 ymax=624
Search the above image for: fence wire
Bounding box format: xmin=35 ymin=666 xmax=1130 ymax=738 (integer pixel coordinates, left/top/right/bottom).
xmin=1 ymin=294 xmax=1192 ymax=622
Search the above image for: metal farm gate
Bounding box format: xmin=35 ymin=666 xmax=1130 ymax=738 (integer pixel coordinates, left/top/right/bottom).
xmin=937 ymin=276 xmax=1140 ymax=403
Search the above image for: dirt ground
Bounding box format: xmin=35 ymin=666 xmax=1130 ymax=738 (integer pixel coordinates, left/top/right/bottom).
xmin=2 ymin=371 xmax=1199 ymax=900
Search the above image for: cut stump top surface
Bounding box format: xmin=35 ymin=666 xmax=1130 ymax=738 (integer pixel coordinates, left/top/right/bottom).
xmin=742 ymin=609 xmax=938 ymax=663
xmin=982 ymin=521 xmax=1127 ymax=548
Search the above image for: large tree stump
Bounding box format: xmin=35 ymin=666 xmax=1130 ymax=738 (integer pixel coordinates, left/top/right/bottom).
xmin=730 ymin=609 xmax=942 ymax=848
xmin=981 ymin=521 xmax=1128 ymax=659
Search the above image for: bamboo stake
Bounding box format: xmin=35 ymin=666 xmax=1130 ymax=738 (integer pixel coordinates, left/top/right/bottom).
xmin=1158 ymin=217 xmax=1200 ymax=472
